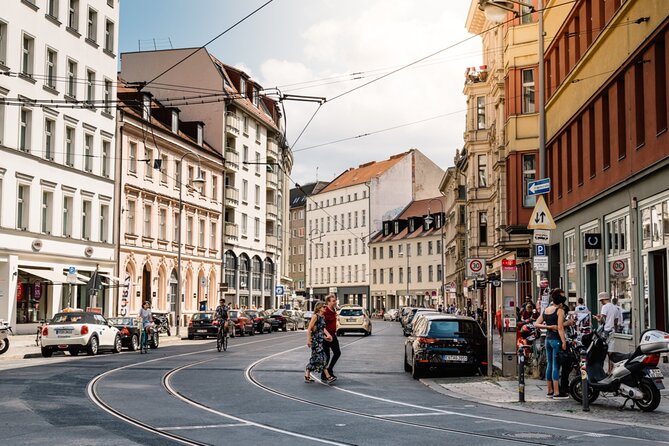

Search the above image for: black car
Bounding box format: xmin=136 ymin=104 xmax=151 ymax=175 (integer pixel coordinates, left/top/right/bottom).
xmin=108 ymin=317 xmax=159 ymax=350
xmin=187 ymin=312 xmax=217 ymax=339
xmin=404 ymin=314 xmax=487 ymax=379
xmin=269 ymin=309 xmax=298 ymax=332
xmin=246 ymin=310 xmax=272 ymax=334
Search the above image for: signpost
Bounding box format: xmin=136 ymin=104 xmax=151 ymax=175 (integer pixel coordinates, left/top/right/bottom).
xmin=535 ymin=244 xmax=546 ymax=257
xmin=466 ymin=258 xmax=486 ymax=278
xmin=527 ymin=178 xmax=551 ymax=196
xmin=527 ymin=196 xmax=556 ymax=230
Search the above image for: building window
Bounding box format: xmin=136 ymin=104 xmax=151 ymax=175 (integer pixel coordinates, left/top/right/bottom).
xmin=44 ymin=118 xmax=55 ymax=160
xmin=437 ymin=264 xmax=442 ymax=281
xmin=159 ymin=154 xmax=168 ymax=183
xmin=47 ymin=0 xmax=59 ymax=18
xmin=81 ymin=200 xmax=91 ymax=239
xmin=68 ymin=0 xmax=79 ymax=30
xmin=520 ymin=3 xmax=533 ymax=24
xmin=173 ymin=212 xmax=179 ymax=241
xmin=187 ymin=216 xmax=194 ymax=245
xmin=243 ymin=145 xmax=249 ymax=163
xmin=86 ymin=70 xmax=95 ymax=104
xmin=477 ymin=154 xmax=487 ymax=187
xmin=104 ymin=20 xmax=114 ymax=52
xmin=479 ymin=212 xmax=488 ymax=246
xmin=0 ymin=95 xmax=4 ymax=146
xmin=428 ymin=265 xmax=433 ymax=282
xmin=128 ymin=142 xmax=137 ymax=173
xmin=126 ymin=200 xmax=135 ymax=235
xmin=254 ymin=217 xmax=260 ymax=239
xmin=522 ymin=154 xmax=536 ymax=207
xmin=606 ymin=214 xmax=629 ymax=256
xmin=21 ymin=34 xmax=34 ymax=76
xmin=0 ymin=21 xmax=6 ymax=66
xmin=41 ymin=190 xmax=53 ymax=234
xmin=144 ymin=147 xmax=153 ymax=179
xmin=199 ymin=219 xmax=205 ymax=246
xmin=241 ymin=213 xmax=248 ymax=235
xmin=87 ymin=7 xmax=97 ymax=42
xmin=242 ymin=179 xmax=248 ymax=202
xmin=417 ymin=266 xmax=422 ymax=283
xmin=212 ymin=175 xmax=219 ymax=199
xmin=102 ymin=140 xmax=110 ymax=177
xmin=84 ymin=134 xmax=93 ymax=172
xmin=428 ymin=241 xmax=433 ymax=255
xmin=159 ymin=208 xmax=166 ymax=240
xmin=67 ymin=59 xmax=77 ymax=97
xmin=103 ymin=79 xmax=112 ymax=113
xmin=19 ymin=108 xmax=32 ymax=152
xmin=62 ymin=195 xmax=73 ymax=236
xmin=100 ymin=204 xmax=109 ymax=242
xmin=210 ymin=221 xmax=217 ymax=249
xmin=417 ymin=242 xmax=422 ymax=256
xmin=522 ymin=69 xmax=535 ymax=113
xmin=362 ymin=209 xmax=366 ymax=226
xmin=46 ymin=49 xmax=57 ymax=89
xmin=634 ymin=59 xmax=645 ymax=147
xmin=476 ymin=96 xmax=486 ymax=129
xmin=255 ymin=151 xmax=260 ymax=173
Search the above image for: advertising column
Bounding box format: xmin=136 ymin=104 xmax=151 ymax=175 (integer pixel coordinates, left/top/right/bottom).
xmin=501 ymin=258 xmax=518 ymax=377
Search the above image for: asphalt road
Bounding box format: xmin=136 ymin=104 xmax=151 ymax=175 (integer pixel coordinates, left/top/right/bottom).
xmin=1 ymin=322 xmax=669 ymax=445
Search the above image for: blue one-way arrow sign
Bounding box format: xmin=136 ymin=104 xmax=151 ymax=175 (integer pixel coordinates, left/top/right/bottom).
xmin=528 ymin=178 xmax=551 ymax=196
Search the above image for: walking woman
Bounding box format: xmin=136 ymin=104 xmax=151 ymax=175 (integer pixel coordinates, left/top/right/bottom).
xmin=534 ymin=288 xmax=568 ymax=399
xmin=305 ymin=302 xmax=336 ymax=383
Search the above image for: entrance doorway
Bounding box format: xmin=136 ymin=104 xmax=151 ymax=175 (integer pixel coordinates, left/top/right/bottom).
xmin=585 ymin=263 xmax=598 ymax=313
xmin=649 ymin=250 xmax=668 ymax=331
xmin=142 ymin=264 xmax=151 ymax=305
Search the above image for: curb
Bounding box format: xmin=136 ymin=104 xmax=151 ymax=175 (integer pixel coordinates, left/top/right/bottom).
xmin=421 ymin=378 xmax=669 ymax=434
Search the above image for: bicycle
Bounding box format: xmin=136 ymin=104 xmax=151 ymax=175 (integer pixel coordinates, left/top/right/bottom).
xmin=217 ymin=320 xmax=229 ymax=352
xmin=139 ymin=322 xmax=153 ymax=354
xmin=35 ymin=320 xmax=47 ymax=347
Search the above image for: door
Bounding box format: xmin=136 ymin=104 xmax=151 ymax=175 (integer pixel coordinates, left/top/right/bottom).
xmin=585 ymin=263 xmax=598 ymax=317
xmin=649 ymin=250 xmax=668 ymax=331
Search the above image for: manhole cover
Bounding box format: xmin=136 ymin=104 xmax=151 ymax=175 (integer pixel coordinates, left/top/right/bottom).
xmin=505 ymin=432 xmax=553 ymax=440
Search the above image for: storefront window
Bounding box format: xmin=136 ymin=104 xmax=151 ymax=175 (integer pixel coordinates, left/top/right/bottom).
xmin=609 ymin=268 xmax=632 ymax=335
xmin=564 ymin=230 xmax=577 ymax=303
xmin=16 ymin=278 xmax=50 ymax=323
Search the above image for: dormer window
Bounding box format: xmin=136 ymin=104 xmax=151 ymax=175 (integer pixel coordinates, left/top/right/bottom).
xmin=240 ymin=78 xmax=246 ymax=95
xmin=171 ymin=110 xmax=178 ymax=133
xmin=197 ymin=124 xmax=203 ymax=146
xmin=394 ymin=221 xmax=399 ymax=234
xmin=408 ymin=219 xmax=415 ymax=232
xmin=252 ymin=88 xmax=259 ymax=107
xmin=383 ymin=222 xmax=390 ymax=236
xmin=142 ymin=94 xmax=151 ymax=120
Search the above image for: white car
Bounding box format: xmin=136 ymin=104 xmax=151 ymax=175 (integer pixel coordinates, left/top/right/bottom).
xmin=337 ymin=306 xmax=372 ymax=336
xmin=383 ymin=309 xmax=399 ymax=321
xmin=41 ymin=311 xmax=122 ymax=357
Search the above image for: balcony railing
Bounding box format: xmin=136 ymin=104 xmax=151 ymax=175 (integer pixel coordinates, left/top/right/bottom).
xmin=225 ymin=114 xmax=240 ymax=135
xmin=266 ymin=171 xmax=278 ymax=189
xmin=266 ymin=203 xmax=278 ymax=219
xmin=266 ymin=234 xmax=278 ymax=253
xmin=225 ymin=223 xmax=239 ymax=242
xmin=225 ymin=147 xmax=239 ymax=171
xmin=225 ymin=186 xmax=239 ymax=204
xmin=267 ymin=138 xmax=279 ymax=160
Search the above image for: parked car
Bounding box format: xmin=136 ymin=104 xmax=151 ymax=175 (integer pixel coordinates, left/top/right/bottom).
xmin=229 ymin=310 xmax=255 ymax=336
xmin=383 ymin=309 xmax=399 ymax=321
xmin=289 ymin=310 xmax=306 ymax=330
xmin=400 ymin=307 xmax=417 ymax=328
xmin=187 ymin=312 xmax=217 ymax=339
xmin=404 ymin=314 xmax=488 ymax=379
xmin=303 ymin=311 xmax=314 ymax=327
xmin=403 ymin=309 xmax=441 ymax=336
xmin=107 ymin=317 xmax=159 ymax=350
xmin=40 ymin=311 xmax=122 ymax=357
xmin=336 ymin=305 xmax=372 ymax=336
xmin=246 ymin=310 xmax=272 ymax=334
xmin=269 ymin=309 xmax=298 ymax=332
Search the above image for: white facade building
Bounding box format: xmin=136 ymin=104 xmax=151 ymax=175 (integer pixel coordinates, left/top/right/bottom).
xmin=308 ymin=150 xmax=444 ymax=309
xmin=120 ymin=48 xmax=292 ymax=310
xmin=0 ymin=0 xmax=119 ymax=333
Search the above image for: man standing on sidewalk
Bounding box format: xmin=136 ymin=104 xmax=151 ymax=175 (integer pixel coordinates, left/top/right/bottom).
xmin=322 ymin=294 xmax=341 ymax=382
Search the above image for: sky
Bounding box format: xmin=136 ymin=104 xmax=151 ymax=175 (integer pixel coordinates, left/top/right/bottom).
xmin=119 ymin=0 xmax=483 ymax=186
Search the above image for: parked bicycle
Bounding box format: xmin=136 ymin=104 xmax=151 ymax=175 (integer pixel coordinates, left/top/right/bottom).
xmin=35 ymin=319 xmax=47 ymax=347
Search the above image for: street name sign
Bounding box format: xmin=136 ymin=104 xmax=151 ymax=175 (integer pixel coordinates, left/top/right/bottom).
xmin=528 ymin=178 xmax=551 ymax=196
xmin=528 ymin=196 xmax=556 ymax=230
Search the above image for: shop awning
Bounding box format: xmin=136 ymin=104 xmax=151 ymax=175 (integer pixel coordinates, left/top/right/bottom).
xmin=18 ymin=267 xmax=67 ymax=284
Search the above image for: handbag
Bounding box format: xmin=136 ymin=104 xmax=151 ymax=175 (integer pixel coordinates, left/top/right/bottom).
xmin=557 ymin=348 xmax=572 ymax=366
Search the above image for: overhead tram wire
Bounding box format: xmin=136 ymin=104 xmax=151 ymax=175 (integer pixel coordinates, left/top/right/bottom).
xmin=140 ymin=0 xmax=275 ymax=90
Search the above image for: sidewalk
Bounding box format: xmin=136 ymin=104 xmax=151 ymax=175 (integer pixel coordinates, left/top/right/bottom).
xmin=0 ymin=332 xmax=190 ymax=361
xmin=423 ymin=332 xmax=669 ymax=430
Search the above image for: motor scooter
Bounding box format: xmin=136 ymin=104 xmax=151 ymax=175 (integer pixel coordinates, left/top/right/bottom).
xmin=569 ymin=325 xmax=669 ymax=411
xmin=0 ymin=320 xmax=13 ymax=355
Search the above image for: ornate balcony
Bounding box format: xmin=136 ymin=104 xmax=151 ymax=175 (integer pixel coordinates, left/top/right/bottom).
xmin=225 ymin=186 xmax=239 ymax=205
xmin=225 ymin=147 xmax=239 ymax=171
xmin=225 ymin=223 xmax=239 ymax=242
xmin=266 ymin=234 xmax=278 ymax=254
xmin=266 ymin=203 xmax=278 ymax=220
xmin=225 ymin=114 xmax=240 ymax=136
xmin=266 ymin=171 xmax=278 ymax=190
xmin=267 ymin=138 xmax=279 ymax=160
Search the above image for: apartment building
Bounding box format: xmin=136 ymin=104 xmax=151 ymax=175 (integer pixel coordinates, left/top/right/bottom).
xmin=439 ymin=166 xmax=467 ymax=309
xmin=116 ymin=85 xmax=224 ymax=326
xmin=288 ymin=181 xmax=327 ymax=302
xmin=369 ymin=197 xmax=448 ymax=311
xmin=308 ymin=149 xmax=444 ymax=309
xmin=0 ymin=0 xmax=119 ymax=333
xmin=120 ymin=48 xmax=292 ymax=310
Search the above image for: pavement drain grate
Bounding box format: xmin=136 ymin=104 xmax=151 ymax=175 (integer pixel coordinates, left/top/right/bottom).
xmin=505 ymin=432 xmax=554 ymax=440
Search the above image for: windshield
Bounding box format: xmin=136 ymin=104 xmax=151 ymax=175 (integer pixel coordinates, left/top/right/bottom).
xmin=192 ymin=313 xmax=213 ymax=321
xmin=340 ymin=309 xmax=363 ymax=317
xmin=246 ymin=311 xmax=257 ymax=317
xmin=427 ymin=320 xmax=484 ymax=339
xmin=272 ymin=311 xmax=284 ymax=316
xmin=108 ymin=317 xmax=134 ymax=325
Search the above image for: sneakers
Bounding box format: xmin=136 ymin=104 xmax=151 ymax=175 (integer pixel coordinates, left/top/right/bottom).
xmin=553 ymin=393 xmax=570 ymax=400
xmin=546 ymin=392 xmax=554 ymax=398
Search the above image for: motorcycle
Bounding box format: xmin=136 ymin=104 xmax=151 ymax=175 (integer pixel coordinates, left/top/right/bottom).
xmin=0 ymin=320 xmax=13 ymax=355
xmin=152 ymin=313 xmax=171 ymax=337
xmin=569 ymin=325 xmax=669 ymax=412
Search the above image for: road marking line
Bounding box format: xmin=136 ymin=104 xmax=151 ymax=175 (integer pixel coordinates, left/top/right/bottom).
xmin=158 ymin=423 xmax=251 ymax=431
xmin=378 ymin=412 xmax=449 ymax=418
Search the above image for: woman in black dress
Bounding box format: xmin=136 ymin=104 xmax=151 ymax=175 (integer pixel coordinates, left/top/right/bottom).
xmin=305 ymin=302 xmax=335 ymax=383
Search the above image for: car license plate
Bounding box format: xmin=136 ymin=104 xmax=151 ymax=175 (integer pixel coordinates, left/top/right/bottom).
xmin=197 ymin=329 xmax=207 ymax=333
xmin=346 ymin=318 xmax=356 ymax=322
xmin=55 ymin=328 xmax=73 ymax=335
xmin=648 ymin=368 xmax=664 ymax=378
xmin=443 ymin=355 xmax=468 ymax=362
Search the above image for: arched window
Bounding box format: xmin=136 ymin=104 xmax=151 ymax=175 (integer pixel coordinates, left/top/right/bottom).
xmin=239 ymin=255 xmax=250 ymax=290
xmin=225 ymin=251 xmax=237 ymax=288
xmin=252 ymin=256 xmax=262 ymax=291
xmin=264 ymin=258 xmax=274 ymax=292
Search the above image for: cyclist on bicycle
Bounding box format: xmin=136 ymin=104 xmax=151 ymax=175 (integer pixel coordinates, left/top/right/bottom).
xmin=139 ymin=301 xmax=154 ymax=334
xmin=215 ymin=299 xmax=230 ymax=336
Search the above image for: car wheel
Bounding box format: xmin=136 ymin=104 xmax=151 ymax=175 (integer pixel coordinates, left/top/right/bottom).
xmin=150 ymin=333 xmax=159 ymax=349
xmin=0 ymin=337 xmax=9 ymax=354
xmin=68 ymin=348 xmax=79 ymax=356
xmin=404 ymin=352 xmax=411 ymax=372
xmin=113 ymin=335 xmax=123 ymax=353
xmin=411 ymin=359 xmax=423 ymax=380
xmin=86 ymin=336 xmax=99 ymax=356
xmin=282 ymin=324 xmax=287 ymax=332
xmin=130 ymin=334 xmax=140 ymax=351
xmin=249 ymin=326 xmax=255 ymax=336
xmin=41 ymin=347 xmax=53 ymax=358
xmin=187 ymin=334 xmax=194 ymax=340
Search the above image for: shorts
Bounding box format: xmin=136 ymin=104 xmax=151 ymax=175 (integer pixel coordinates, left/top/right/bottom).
xmin=607 ymin=334 xmax=616 ymax=353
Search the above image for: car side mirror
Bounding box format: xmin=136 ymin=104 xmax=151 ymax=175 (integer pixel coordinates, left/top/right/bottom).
xmin=107 ymin=320 xmax=113 ymax=327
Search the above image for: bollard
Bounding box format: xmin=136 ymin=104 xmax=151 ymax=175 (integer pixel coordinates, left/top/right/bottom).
xmin=518 ymin=345 xmax=526 ymax=403
xmin=580 ymin=349 xmax=589 ymax=412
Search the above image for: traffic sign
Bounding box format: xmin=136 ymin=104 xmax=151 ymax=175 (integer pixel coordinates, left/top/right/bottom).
xmin=275 ymin=285 xmax=285 ymax=296
xmin=67 ymin=266 xmax=77 ymax=284
xmin=533 ymin=255 xmax=549 ymax=271
xmin=466 ymin=258 xmax=486 ymax=278
xmin=535 ymin=244 xmax=546 ymax=256
xmin=610 ymin=259 xmax=628 ymax=278
xmin=528 ymin=178 xmax=551 ymax=196
xmin=528 ymin=196 xmax=556 ymax=230
xmin=533 ymin=229 xmax=551 ymax=245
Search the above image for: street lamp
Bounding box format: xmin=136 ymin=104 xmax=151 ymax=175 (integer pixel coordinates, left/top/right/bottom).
xmin=424 ymin=198 xmax=446 ymax=311
xmin=307 ymin=228 xmax=322 ymax=310
xmin=176 ymin=152 xmax=205 ymax=337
